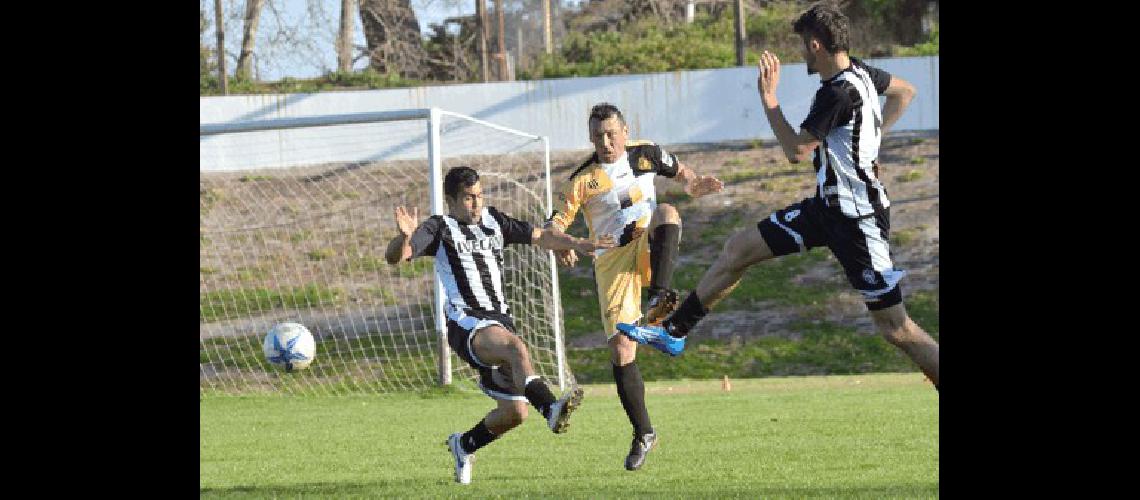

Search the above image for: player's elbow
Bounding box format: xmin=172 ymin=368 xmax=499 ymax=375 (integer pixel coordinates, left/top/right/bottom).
xmin=902 ymin=80 xmax=917 ymax=98
xmin=888 ymin=81 xmax=917 ymax=101
xmin=791 ymin=145 xmax=814 ymax=164
xmin=384 ymin=248 xmax=404 ymax=266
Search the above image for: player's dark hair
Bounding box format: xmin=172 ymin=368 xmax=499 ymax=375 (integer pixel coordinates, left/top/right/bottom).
xmin=444 ymin=166 xmax=480 ymax=199
xmin=588 ymin=102 xmax=625 ymax=126
xmin=793 ymin=2 xmax=850 ymax=54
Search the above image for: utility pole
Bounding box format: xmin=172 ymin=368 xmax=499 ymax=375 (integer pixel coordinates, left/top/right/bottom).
xmin=733 ymin=0 xmax=746 ymax=66
xmin=543 ymin=0 xmax=552 ymax=54
xmin=476 ymin=0 xmax=489 ymax=82
xmin=214 ymin=0 xmax=227 ymax=94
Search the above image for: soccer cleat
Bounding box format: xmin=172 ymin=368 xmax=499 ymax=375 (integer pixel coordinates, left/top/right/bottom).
xmin=446 ymin=432 xmax=473 ymax=485
xmin=616 ymin=323 xmax=686 ymax=356
xmin=624 ymin=431 xmax=658 ymax=471
xmin=546 ymin=385 xmax=585 ymax=433
xmin=645 ymin=289 xmax=680 ymax=326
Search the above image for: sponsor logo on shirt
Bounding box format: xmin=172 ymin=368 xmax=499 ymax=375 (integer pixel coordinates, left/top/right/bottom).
xmin=637 ymin=157 xmax=654 ymax=171
xmin=455 ymin=234 xmax=504 ymax=254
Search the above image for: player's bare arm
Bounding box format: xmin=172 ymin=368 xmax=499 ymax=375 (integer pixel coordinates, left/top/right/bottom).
xmin=533 ymin=228 xmax=615 ymax=255
xmin=757 ymin=51 xmax=821 ymax=163
xmin=384 ymin=205 xmax=420 ymax=265
xmin=673 ymin=163 xmax=724 ymax=198
xmin=880 ymin=76 xmax=916 ymax=135
xmin=547 ymin=219 xmax=581 ymax=267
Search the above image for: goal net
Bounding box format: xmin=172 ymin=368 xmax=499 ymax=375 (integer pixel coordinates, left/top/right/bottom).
xmin=200 ymin=109 xmax=571 ymax=397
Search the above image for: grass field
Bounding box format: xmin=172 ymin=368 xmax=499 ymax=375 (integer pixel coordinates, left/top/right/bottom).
xmin=200 ymin=373 xmax=938 ymax=498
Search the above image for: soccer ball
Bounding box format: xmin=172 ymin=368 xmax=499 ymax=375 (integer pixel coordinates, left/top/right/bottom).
xmin=263 ymin=322 xmax=316 ymax=372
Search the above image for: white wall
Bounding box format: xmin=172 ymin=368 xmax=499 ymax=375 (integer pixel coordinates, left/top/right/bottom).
xmin=201 ymin=56 xmax=937 ymax=170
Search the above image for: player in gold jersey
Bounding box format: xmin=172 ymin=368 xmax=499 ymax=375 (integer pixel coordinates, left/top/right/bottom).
xmin=545 ymin=103 xmax=723 ymax=470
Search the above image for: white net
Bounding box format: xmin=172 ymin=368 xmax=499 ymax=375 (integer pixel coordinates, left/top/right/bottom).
xmin=199 ymin=110 xmax=571 ymax=397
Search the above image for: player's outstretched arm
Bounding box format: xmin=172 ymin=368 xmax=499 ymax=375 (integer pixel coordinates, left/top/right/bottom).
xmin=673 ymin=162 xmax=724 ymax=198
xmin=385 ymin=206 xmax=419 ymax=265
xmin=532 ymin=227 xmax=615 ymax=256
xmin=880 ymin=76 xmax=916 ymax=135
xmin=757 ymin=51 xmax=820 ymax=164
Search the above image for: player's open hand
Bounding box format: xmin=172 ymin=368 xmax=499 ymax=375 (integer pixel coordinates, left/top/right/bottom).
xmin=684 ymin=174 xmax=725 ymax=198
xmin=555 ymin=248 xmax=578 ymax=267
xmin=578 ymin=234 xmax=617 ymax=256
xmin=394 ymin=206 xmax=419 ymax=236
xmin=757 ymin=50 xmax=781 ymax=100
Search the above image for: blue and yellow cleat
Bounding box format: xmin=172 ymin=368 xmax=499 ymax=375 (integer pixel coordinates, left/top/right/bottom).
xmin=616 ymin=322 xmax=686 ymax=356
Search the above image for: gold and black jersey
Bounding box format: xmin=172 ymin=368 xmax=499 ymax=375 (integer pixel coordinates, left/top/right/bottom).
xmin=547 ymin=141 xmax=679 ymax=258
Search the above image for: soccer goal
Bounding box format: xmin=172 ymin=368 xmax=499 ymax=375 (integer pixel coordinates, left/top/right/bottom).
xmin=200 ymin=108 xmax=571 ymax=397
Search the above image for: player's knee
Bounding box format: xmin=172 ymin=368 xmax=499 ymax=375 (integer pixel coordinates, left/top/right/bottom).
xmin=608 ymin=336 xmax=637 ymax=365
xmin=505 ymin=336 xmax=530 ymax=363
xmin=873 ymin=312 xmax=912 ymax=345
xmin=505 ymin=403 xmax=528 ymax=426
xmin=721 ymin=230 xmax=758 ymax=270
xmin=655 ymin=203 xmax=681 ymax=225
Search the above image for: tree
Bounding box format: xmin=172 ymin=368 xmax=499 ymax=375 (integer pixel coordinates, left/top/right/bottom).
xmin=358 ymin=0 xmax=429 ymax=78
xmin=338 ymin=0 xmax=357 ymax=72
xmin=236 ymin=0 xmax=267 ymax=80
xmin=201 ymin=8 xmax=218 ymax=92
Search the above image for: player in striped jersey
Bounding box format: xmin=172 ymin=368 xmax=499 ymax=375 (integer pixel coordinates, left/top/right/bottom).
xmin=385 ymin=166 xmax=614 ymax=485
xmin=618 ymin=2 xmax=939 ymax=391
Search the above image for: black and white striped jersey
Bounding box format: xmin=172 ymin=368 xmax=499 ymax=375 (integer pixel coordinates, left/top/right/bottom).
xmin=801 ymin=58 xmax=893 ymax=218
xmin=408 ymin=206 xmax=533 ymax=320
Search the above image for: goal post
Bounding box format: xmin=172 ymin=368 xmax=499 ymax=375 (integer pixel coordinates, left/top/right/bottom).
xmin=200 ymin=107 xmax=571 ymax=396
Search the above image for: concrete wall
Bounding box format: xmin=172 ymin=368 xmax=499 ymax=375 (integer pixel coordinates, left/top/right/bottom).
xmin=201 ymin=56 xmax=937 ymax=171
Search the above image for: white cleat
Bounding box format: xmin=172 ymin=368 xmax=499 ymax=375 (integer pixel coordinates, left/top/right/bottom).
xmin=546 ymin=385 xmax=585 ymax=433
xmin=446 ymin=432 xmax=473 ymax=484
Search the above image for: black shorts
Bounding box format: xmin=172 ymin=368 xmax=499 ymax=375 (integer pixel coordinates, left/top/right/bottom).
xmin=756 ymin=197 xmax=905 ymax=311
xmin=446 ymin=309 xmax=527 ymax=402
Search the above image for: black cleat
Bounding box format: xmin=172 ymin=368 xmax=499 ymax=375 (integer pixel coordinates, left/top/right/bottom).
xmin=624 ymin=431 xmax=658 ymax=471
xmin=547 ymin=385 xmax=584 ymax=434
xmin=646 ymin=289 xmax=679 ymax=326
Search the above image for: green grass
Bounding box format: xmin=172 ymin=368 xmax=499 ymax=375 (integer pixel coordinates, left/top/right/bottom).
xmin=289 ymin=230 xmax=312 ymax=243
xmin=200 ymin=373 xmax=938 ymax=498
xmin=306 ymin=248 xmax=335 ymax=261
xmin=566 ymin=319 xmax=926 ymax=384
xmin=890 ymin=226 xmax=925 ymax=247
xmin=557 ymin=270 xmax=603 ymax=340
xmin=674 ymin=249 xmax=838 ymax=310
xmin=396 ymin=258 xmax=433 ymax=278
xmin=200 ymin=285 xmax=344 ymax=323
xmin=895 ymin=169 xmax=924 ymax=183
xmin=557 ymin=248 xmax=844 ymax=340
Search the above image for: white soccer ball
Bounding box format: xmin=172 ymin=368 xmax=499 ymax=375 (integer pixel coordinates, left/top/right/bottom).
xmin=263 ymin=322 xmax=316 ymax=372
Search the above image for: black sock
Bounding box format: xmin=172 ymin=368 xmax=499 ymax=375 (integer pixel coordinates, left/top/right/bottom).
xmin=460 ymin=419 xmax=498 ymax=454
xmin=613 ymin=362 xmax=653 ymax=437
xmin=523 ymin=376 xmax=556 ymax=419
xmin=649 ymin=223 xmax=681 ymax=293
xmin=662 ymin=291 xmax=707 ymax=338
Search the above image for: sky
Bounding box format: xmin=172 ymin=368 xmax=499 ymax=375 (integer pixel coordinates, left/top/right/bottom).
xmin=203 ymin=0 xmax=584 ymax=82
